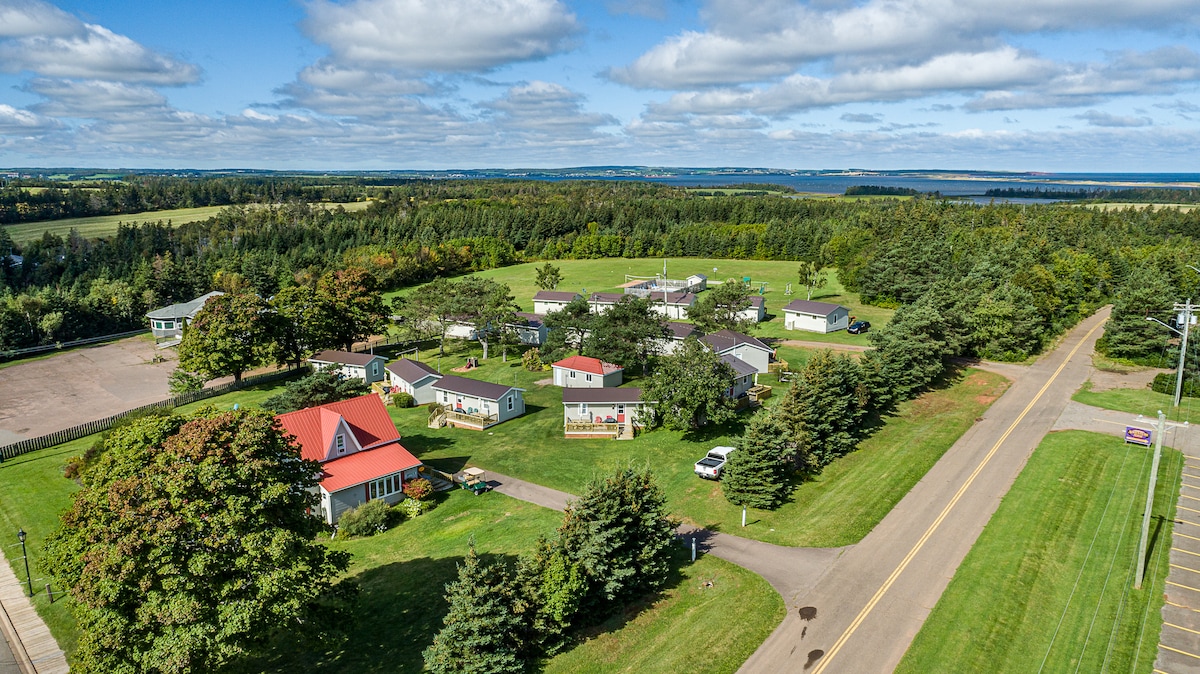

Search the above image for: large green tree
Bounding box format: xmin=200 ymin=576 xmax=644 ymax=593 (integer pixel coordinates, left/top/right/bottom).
xmin=457 ymin=276 xmax=519 ymax=360
xmin=315 ymin=267 xmax=389 ymax=351
xmin=583 ymin=296 xmax=664 ymax=373
xmin=534 ymin=262 xmax=562 ymax=290
xmin=394 ymin=277 xmax=458 ymax=356
xmin=424 ymin=541 xmax=527 ymax=674
xmin=177 ymin=292 xmax=272 ymax=382
xmin=261 ymin=369 xmax=370 ymax=413
xmin=268 ymin=284 xmax=326 ymax=367
xmin=640 ymin=337 xmax=736 ymax=430
xmin=788 ymin=350 xmax=870 ymax=471
xmin=42 ymin=408 xmax=353 ymax=674
xmin=556 ymin=466 xmax=677 ymax=615
xmin=722 ymin=409 xmax=794 ymax=510
xmin=1100 ymin=265 xmax=1176 ymax=362
xmin=540 ymin=296 xmax=592 ymax=360
xmin=862 ymin=302 xmax=950 ymax=407
xmin=688 ymin=279 xmax=754 ymax=333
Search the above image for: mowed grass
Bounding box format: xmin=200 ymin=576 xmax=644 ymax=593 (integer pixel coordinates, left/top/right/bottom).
xmin=1073 ymin=381 xmax=1200 ymax=426
xmin=388 ymin=340 xmax=1009 ymax=547
xmin=897 ymin=431 xmax=1177 ymax=674
xmin=384 ymin=258 xmax=894 ymax=346
xmin=4 ymin=201 xmax=372 ymax=244
xmin=0 ymin=379 xmax=782 ymax=673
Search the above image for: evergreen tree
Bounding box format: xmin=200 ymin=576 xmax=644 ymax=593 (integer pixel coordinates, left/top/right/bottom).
xmin=534 ymin=262 xmax=562 ymax=290
xmin=863 ymin=302 xmax=949 ymax=406
xmin=789 ymin=350 xmax=870 ymax=471
xmin=969 ymin=283 xmax=1045 ymax=361
xmin=556 ymin=466 xmax=677 ymax=615
xmin=424 ymin=541 xmax=527 ymax=674
xmin=640 ymin=338 xmax=737 ymax=430
xmin=261 ymin=369 xmax=370 ymax=413
xmin=722 ymin=409 xmax=793 ymax=509
xmin=1099 ymin=265 xmax=1176 ymax=362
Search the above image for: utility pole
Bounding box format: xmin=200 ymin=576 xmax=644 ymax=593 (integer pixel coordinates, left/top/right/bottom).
xmin=1134 ymin=411 xmax=1189 ymax=588
xmin=1146 ymin=298 xmax=1196 ymax=408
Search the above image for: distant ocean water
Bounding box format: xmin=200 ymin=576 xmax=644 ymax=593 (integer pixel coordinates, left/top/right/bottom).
xmin=518 ymin=171 xmax=1200 ymax=198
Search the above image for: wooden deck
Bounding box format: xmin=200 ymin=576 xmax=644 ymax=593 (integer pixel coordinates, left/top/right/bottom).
xmin=0 ymin=556 xmax=68 ymax=674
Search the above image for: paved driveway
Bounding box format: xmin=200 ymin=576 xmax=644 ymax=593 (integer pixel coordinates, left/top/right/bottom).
xmin=0 ymin=336 xmax=177 ymax=442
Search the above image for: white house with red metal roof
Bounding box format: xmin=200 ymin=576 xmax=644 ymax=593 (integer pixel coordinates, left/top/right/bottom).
xmin=782 ymin=299 xmax=851 ymax=333
xmin=551 ymin=355 xmax=624 ymax=388
xmin=275 ymin=394 xmax=422 ymax=525
xmin=308 ymin=350 xmax=388 ymax=384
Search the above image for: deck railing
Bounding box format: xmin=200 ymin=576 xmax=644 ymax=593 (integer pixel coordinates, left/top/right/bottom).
xmin=443 ymin=407 xmax=498 ymax=427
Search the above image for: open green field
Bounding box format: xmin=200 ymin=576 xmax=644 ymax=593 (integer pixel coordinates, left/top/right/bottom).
xmin=384 ymin=258 xmax=894 ymax=346
xmin=0 ymin=378 xmax=782 ymax=673
xmin=383 ymin=339 xmax=1007 ymax=547
xmin=1073 ymin=381 xmax=1200 ymax=425
xmin=4 ymin=201 xmax=372 ymax=244
xmin=897 ymin=431 xmax=1177 ymax=673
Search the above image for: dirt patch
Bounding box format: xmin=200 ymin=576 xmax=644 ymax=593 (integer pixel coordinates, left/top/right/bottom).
xmin=0 ymin=336 xmax=177 ymax=440
xmin=534 ymin=377 xmax=553 ymax=386
xmin=1087 ymin=367 xmax=1169 ymax=392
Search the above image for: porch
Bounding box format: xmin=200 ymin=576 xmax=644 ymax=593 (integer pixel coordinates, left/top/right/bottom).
xmin=564 ymin=421 xmax=635 ymax=439
xmin=441 ymin=405 xmax=499 ymax=430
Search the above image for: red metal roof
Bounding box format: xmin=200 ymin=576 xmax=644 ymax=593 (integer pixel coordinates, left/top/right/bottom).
xmin=552 ymin=355 xmax=622 ymax=376
xmin=276 ymin=394 xmax=403 ymax=462
xmin=318 ymin=442 xmax=421 ymax=492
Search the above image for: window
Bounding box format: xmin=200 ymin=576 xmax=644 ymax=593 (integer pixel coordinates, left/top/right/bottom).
xmin=507 ymin=395 xmax=514 ymax=411
xmin=617 ymin=404 xmax=625 ymax=415
xmin=586 ymin=374 xmax=593 ymax=382
xmin=372 ymin=362 xmax=379 ymax=376
xmin=569 ymin=371 xmax=576 ymax=379
xmin=336 ymin=434 xmax=346 ymax=454
xmin=369 ymin=474 xmax=403 ymax=500
xmin=580 ymin=403 xmax=588 ymax=415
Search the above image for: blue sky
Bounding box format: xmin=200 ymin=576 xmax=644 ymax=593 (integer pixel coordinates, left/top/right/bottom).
xmin=1 ymin=0 xmax=1198 ymax=171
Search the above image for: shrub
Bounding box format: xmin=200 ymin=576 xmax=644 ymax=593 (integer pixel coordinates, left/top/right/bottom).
xmin=336 ymin=499 xmax=398 ymax=539
xmin=168 ymin=368 xmax=206 ymax=394
xmin=263 ymin=369 xmax=370 ymax=414
xmin=522 ymin=347 xmax=543 ymax=372
xmin=398 ymin=498 xmax=429 ymax=519
xmin=392 ymin=391 xmax=416 ymax=408
xmin=1152 ymin=372 xmax=1200 ymax=399
xmin=403 ymin=477 xmax=434 ymax=501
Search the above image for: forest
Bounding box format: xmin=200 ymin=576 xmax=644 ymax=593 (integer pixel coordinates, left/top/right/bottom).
xmin=1 ymin=178 xmax=1197 ymax=369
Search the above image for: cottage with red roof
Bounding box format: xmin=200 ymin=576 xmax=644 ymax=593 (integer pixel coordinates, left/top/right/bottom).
xmin=276 ymin=394 xmax=422 ymax=525
xmin=552 ymin=355 xmax=624 ymax=388
xmin=309 ymin=350 xmax=388 ymax=384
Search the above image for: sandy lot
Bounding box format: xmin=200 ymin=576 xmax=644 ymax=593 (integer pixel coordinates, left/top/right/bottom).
xmin=0 ymin=336 xmax=177 ymax=442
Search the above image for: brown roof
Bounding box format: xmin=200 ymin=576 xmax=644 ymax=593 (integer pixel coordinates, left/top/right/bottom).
xmin=385 ymin=358 xmax=442 ymax=384
xmin=664 ymin=321 xmax=700 ymax=339
xmin=720 ymin=353 xmax=759 ymax=377
xmin=701 ymin=329 xmax=773 ymax=354
xmin=533 ymin=290 xmax=580 ymax=302
xmin=650 ymin=291 xmax=696 ymax=305
xmin=589 ymin=292 xmax=626 ymax=304
xmin=782 ymin=299 xmax=847 ymax=316
xmin=432 ymin=375 xmax=522 ymax=400
xmin=513 ymin=312 xmax=544 ymax=327
xmin=747 ymin=296 xmax=764 ymax=308
xmin=562 ymin=387 xmax=646 ymax=404
xmin=310 ymin=350 xmax=386 ymax=367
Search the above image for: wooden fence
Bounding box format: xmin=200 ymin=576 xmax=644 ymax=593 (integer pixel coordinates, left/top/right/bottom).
xmin=0 ymin=328 xmax=149 ymax=361
xmin=0 ymin=367 xmax=305 ymax=462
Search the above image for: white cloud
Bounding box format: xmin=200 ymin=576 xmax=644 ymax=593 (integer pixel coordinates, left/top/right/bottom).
xmin=302 ymin=0 xmax=579 ymax=72
xmin=1074 ymin=110 xmax=1154 ymax=127
xmin=0 ymin=0 xmax=77 ymax=38
xmin=611 ymin=0 xmax=1200 ymax=89
xmin=0 ymin=22 xmax=199 ymax=84
xmin=479 ymin=81 xmax=620 ymax=145
xmin=0 ymin=104 xmax=61 ymax=133
xmin=24 ymin=79 xmax=168 ymax=119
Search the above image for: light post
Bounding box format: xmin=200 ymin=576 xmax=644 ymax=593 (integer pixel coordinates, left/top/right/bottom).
xmin=17 ymin=528 xmax=32 ymax=598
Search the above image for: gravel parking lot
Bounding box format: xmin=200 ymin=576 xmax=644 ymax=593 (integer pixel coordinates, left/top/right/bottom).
xmin=0 ymin=336 xmax=177 ymax=443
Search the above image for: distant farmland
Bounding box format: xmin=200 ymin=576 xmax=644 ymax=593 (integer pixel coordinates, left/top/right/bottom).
xmin=4 ymin=201 xmax=372 ymax=244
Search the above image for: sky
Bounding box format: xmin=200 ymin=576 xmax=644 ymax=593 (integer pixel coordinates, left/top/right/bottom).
xmin=0 ymin=0 xmax=1198 ymax=172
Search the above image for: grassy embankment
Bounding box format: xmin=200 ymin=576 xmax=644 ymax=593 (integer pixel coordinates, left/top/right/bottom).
xmin=4 ymin=201 xmax=372 ymax=244
xmin=384 ymin=257 xmax=895 ymax=347
xmin=898 ymin=431 xmax=1177 ymax=673
xmin=1074 ymin=381 xmax=1200 ymax=426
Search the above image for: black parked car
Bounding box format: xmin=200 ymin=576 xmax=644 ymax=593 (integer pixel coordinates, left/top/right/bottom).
xmin=848 ymin=320 xmax=871 ymax=334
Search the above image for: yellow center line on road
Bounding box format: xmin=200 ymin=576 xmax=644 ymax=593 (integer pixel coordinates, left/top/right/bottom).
xmin=809 ymin=319 xmax=1104 ymax=674
xmin=1167 ymin=621 xmax=1200 ymax=637
xmin=1161 ymin=644 xmax=1200 ymax=660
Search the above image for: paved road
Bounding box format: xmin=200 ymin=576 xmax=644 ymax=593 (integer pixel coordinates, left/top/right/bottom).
xmin=739 ymin=306 xmax=1111 ymax=673
xmin=0 ymin=632 xmax=17 ymax=674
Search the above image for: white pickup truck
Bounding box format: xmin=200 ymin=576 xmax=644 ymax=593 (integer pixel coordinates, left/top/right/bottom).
xmin=695 ymin=446 xmax=736 ymax=480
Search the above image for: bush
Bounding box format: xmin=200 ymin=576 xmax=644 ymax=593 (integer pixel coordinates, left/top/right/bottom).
xmin=392 ymin=391 xmax=416 ymax=408
xmin=168 ymin=368 xmax=206 ymax=394
xmin=522 ymin=347 xmax=543 ymax=372
xmin=398 ymin=498 xmax=429 ymax=519
xmin=336 ymin=499 xmax=398 ymax=539
xmin=403 ymin=477 xmax=434 ymax=501
xmin=1152 ymin=372 xmax=1200 ymax=399
xmin=262 ymin=369 xmax=370 ymax=414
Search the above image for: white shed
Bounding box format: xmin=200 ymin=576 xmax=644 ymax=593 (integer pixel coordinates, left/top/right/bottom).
xmin=782 ymin=300 xmax=851 ymax=334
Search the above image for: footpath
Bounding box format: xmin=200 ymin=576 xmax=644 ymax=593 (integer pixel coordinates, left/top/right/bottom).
xmin=0 ymin=553 xmax=67 ymax=674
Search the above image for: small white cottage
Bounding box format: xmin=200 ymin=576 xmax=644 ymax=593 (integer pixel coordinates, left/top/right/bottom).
xmin=385 ymin=358 xmax=443 ymax=404
xmin=782 ymin=299 xmax=851 ymax=333
xmin=309 ymin=350 xmax=388 ymax=384
xmin=432 ymin=375 xmax=525 ymax=430
xmin=701 ymin=329 xmax=774 ymax=374
xmin=562 ymin=387 xmax=650 ymax=439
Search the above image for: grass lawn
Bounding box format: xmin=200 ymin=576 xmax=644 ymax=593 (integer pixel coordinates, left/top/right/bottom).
xmin=388 ymin=339 xmax=1009 ymax=547
xmin=897 ymin=431 xmax=1178 ymax=674
xmin=4 ymin=201 xmax=371 ymax=244
xmin=0 ymin=379 xmax=783 ymax=673
xmin=1073 ymin=381 xmax=1200 ymax=425
xmin=382 ymin=258 xmax=894 ymax=347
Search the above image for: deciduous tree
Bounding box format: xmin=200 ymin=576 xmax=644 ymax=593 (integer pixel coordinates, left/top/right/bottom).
xmin=688 ymin=278 xmax=755 ymax=333
xmin=534 ymin=262 xmax=562 ymax=290
xmin=315 ymin=267 xmax=388 ymax=351
xmin=42 ymin=408 xmax=353 ymax=674
xmin=640 ymin=337 xmax=736 ymax=430
xmin=583 ymin=296 xmax=664 ymax=373
xmin=540 ymin=296 xmax=592 ymax=360
xmin=177 ymin=292 xmax=271 ymax=382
